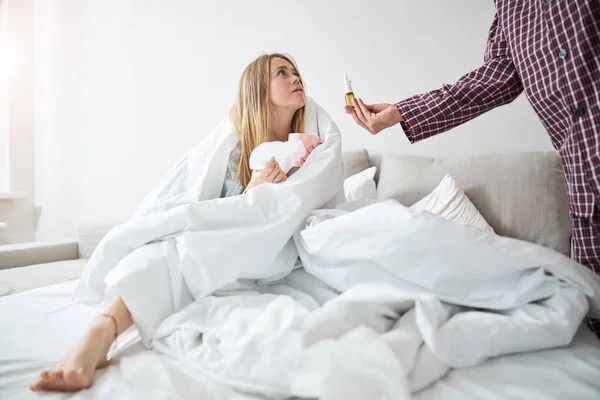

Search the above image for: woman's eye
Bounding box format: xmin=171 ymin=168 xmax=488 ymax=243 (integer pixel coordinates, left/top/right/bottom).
xmin=278 ymin=70 xmax=286 ymax=76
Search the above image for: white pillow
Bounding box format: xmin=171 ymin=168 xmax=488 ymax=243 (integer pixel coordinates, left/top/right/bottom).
xmin=344 ymin=167 xmax=377 ymax=202
xmin=410 ymin=175 xmax=494 ymax=232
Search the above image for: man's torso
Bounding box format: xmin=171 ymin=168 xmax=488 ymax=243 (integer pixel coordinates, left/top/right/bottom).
xmin=495 ymin=0 xmax=600 ymax=217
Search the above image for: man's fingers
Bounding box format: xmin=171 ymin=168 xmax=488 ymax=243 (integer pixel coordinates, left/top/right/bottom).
xmin=346 ymin=102 xmax=378 ymax=133
xmin=353 ymin=98 xmax=370 ymax=127
xmin=355 ymin=98 xmax=372 ymax=122
xmin=356 ymin=98 xmax=380 ymax=134
xmin=348 ymin=108 xmax=369 ymax=131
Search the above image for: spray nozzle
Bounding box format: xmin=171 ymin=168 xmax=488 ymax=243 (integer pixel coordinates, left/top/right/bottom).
xmin=344 ymin=73 xmax=353 ymax=94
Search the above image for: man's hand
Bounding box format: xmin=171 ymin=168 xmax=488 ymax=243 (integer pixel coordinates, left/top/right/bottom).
xmin=344 ymin=98 xmax=404 ymax=135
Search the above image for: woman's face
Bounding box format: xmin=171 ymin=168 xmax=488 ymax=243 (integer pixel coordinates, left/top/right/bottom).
xmin=269 ymin=57 xmax=305 ymax=111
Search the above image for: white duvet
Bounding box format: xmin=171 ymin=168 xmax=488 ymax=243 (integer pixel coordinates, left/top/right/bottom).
xmin=74 ymin=98 xmax=600 ymax=400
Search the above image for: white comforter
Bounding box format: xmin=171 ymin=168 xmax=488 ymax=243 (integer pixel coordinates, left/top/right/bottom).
xmin=73 ymin=98 xmax=600 ymax=399
xmin=146 ymin=201 xmax=600 ymax=400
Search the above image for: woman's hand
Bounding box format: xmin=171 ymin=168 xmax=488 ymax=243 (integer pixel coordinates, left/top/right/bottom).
xmin=246 ymin=157 xmax=287 ymax=192
xmin=297 ymin=141 xmax=323 ymax=167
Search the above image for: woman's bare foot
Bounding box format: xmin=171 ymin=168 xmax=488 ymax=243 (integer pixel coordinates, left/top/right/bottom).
xmin=30 ymin=316 xmax=116 ymax=392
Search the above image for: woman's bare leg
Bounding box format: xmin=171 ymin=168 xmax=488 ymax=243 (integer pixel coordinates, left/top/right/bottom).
xmin=30 ymin=296 xmax=133 ymax=392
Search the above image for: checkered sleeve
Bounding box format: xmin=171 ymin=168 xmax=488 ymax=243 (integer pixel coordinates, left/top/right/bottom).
xmin=396 ymin=15 xmax=524 ymax=143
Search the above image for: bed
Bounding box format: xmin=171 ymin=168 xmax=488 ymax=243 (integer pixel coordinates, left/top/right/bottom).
xmin=1 ymin=150 xmax=599 ymax=399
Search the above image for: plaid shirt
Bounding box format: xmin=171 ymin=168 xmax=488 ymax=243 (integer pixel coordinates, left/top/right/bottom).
xmin=397 ymin=0 xmax=600 ymax=221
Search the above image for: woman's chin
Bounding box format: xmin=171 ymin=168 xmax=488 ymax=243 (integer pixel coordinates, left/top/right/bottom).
xmin=293 ymin=95 xmax=306 ymax=108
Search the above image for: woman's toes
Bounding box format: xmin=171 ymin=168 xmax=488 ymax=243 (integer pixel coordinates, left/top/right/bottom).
xmin=39 ymin=378 xmax=72 ymax=392
xmin=30 ymin=379 xmax=44 ymax=391
xmin=49 ymin=370 xmax=64 ymax=381
xmin=64 ymin=368 xmax=91 ymax=388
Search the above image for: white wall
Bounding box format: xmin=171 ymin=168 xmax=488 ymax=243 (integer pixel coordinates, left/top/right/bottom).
xmin=34 ymin=0 xmax=554 ymax=240
xmin=34 ymin=0 xmax=85 ymax=241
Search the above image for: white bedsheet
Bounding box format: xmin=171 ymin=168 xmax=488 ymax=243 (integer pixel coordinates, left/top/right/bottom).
xmin=0 ymin=281 xmax=252 ymax=400
xmin=1 ymin=280 xmax=599 ymax=400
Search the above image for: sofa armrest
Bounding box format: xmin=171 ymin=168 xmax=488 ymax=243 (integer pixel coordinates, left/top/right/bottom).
xmin=0 ymin=240 xmax=79 ymax=270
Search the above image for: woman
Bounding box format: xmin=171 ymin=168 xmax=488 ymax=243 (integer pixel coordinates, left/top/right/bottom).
xmin=30 ymin=52 xmax=326 ymax=392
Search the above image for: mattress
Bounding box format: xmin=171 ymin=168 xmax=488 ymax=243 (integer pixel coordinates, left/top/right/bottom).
xmin=1 ymin=279 xmax=599 ymax=400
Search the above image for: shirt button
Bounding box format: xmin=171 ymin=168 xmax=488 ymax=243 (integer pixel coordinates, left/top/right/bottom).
xmin=573 ymin=107 xmax=585 ymax=117
xmin=559 ymin=49 xmax=568 ymax=59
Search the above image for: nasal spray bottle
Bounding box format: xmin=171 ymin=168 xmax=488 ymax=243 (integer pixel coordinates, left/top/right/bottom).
xmin=344 ymin=73 xmax=355 ymax=108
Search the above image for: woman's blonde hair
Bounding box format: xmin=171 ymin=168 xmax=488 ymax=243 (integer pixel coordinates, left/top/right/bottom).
xmin=230 ymin=53 xmax=306 ymax=188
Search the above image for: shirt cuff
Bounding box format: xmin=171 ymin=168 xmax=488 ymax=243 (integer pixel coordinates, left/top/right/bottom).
xmin=395 ymin=101 xmax=418 ymax=144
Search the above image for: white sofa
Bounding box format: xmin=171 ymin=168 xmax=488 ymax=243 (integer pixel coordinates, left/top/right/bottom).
xmin=0 ymin=149 xmax=572 ymax=296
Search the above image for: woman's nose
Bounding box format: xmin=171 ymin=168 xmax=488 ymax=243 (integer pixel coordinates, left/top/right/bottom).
xmin=292 ymin=75 xmax=300 ymax=85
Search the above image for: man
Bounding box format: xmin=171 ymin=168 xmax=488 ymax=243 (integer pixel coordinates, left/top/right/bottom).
xmin=346 ymin=1 xmax=599 ymax=334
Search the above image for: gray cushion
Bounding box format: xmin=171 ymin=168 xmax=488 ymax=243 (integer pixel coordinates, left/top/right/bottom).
xmin=342 ymin=149 xmax=370 ymax=179
xmin=377 ymin=152 xmax=571 ymax=255
xmin=0 ymin=259 xmax=87 ymax=296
